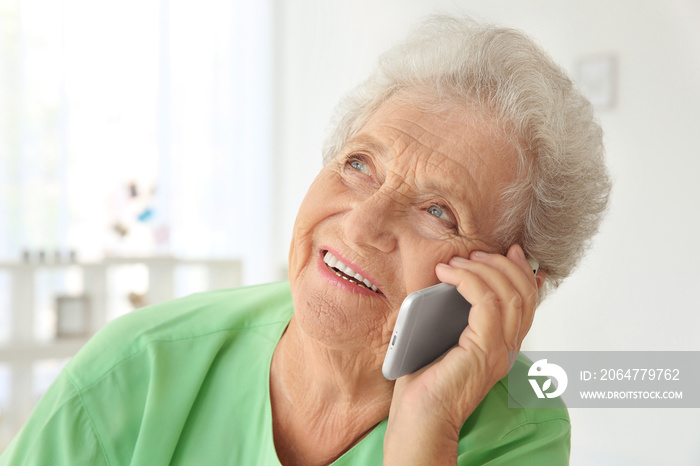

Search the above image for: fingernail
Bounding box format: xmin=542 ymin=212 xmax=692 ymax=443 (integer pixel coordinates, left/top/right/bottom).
xmin=471 ymin=251 xmax=488 ymax=258
xmin=449 ymin=256 xmax=469 ymax=265
xmin=436 ymin=263 xmax=452 ymax=269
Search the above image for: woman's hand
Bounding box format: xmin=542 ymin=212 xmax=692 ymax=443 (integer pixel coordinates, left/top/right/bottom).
xmin=383 ymin=244 xmax=540 ymax=466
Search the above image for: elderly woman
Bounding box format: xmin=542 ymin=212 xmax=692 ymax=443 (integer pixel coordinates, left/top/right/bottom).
xmin=1 ymin=15 xmax=610 ymax=466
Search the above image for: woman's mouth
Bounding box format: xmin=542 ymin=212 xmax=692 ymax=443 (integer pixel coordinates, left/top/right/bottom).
xmin=322 ymin=251 xmax=381 ymax=293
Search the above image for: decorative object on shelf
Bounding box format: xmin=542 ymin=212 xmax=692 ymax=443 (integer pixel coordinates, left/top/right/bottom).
xmin=128 ymin=292 xmax=148 ymax=309
xmin=55 ymin=295 xmax=91 ymax=339
xmin=107 ymin=180 xmax=164 ymax=257
xmin=19 ymin=249 xmax=78 ymax=264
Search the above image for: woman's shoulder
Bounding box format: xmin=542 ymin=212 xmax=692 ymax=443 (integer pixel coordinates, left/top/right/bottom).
xmin=4 ymin=282 xmax=294 ymax=465
xmin=65 ymin=281 xmax=293 ymax=389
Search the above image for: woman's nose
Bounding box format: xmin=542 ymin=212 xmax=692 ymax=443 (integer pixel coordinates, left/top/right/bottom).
xmin=342 ymin=192 xmax=398 ymax=253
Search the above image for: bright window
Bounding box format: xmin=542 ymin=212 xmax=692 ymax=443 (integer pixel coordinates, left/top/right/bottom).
xmin=0 ymin=0 xmax=275 ymax=283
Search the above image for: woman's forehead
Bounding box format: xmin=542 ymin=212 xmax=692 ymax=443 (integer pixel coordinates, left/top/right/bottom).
xmin=352 ymin=97 xmax=517 ymax=187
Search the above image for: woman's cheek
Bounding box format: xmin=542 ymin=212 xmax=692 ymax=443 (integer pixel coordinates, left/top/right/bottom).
xmin=399 ymin=223 xmax=479 ymax=292
xmin=408 ymin=211 xmax=459 ymax=246
xmin=288 ymin=171 xmax=359 ymax=282
xmin=395 ymin=237 xmax=453 ymax=295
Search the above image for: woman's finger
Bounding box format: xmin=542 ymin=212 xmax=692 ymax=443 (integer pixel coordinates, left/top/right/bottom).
xmin=442 ymin=257 xmax=524 ymax=351
xmin=434 ymin=262 xmax=508 ymax=353
xmin=466 ymin=246 xmax=539 ymax=345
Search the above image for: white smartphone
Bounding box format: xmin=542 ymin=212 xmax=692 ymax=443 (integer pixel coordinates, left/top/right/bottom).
xmin=382 ymin=283 xmax=470 ymax=380
xmin=382 ymin=258 xmax=539 ymax=380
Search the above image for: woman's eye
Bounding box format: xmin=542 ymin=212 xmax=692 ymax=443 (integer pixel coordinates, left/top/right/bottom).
xmin=427 ymin=204 xmax=453 ymax=223
xmin=347 ymin=158 xmax=372 ymax=176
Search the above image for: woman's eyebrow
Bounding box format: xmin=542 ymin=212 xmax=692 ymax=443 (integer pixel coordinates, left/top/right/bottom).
xmin=348 ymin=133 xmax=472 ymax=202
xmin=344 ymin=134 xmax=392 ymax=160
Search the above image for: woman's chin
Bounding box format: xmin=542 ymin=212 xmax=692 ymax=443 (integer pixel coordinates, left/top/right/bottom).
xmin=291 ymin=282 xmax=388 ymax=352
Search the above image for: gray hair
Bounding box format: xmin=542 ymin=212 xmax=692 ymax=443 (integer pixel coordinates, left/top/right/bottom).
xmin=322 ymin=15 xmax=611 ymax=298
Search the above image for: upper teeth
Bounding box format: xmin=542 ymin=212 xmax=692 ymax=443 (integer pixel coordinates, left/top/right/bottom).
xmin=323 ymin=251 xmax=378 ymax=292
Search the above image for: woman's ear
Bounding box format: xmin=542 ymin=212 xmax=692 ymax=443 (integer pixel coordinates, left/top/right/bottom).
xmin=534 ymin=270 xmax=547 ymax=290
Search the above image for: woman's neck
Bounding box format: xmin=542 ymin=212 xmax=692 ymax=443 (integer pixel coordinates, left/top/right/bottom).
xmin=270 ymin=315 xmax=393 ymax=465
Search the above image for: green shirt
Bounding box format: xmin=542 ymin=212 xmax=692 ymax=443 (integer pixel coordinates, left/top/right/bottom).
xmin=1 ymin=281 xmax=570 ymax=465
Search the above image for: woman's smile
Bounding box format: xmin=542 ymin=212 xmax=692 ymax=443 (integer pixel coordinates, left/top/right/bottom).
xmin=320 ymin=249 xmax=382 ymax=294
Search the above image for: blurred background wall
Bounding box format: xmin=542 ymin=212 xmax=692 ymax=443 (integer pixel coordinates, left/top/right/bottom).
xmin=1 ymin=0 xmax=699 ymax=463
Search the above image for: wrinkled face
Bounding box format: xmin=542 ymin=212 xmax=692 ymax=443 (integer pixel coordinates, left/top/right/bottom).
xmin=288 ymin=95 xmax=518 ymax=358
